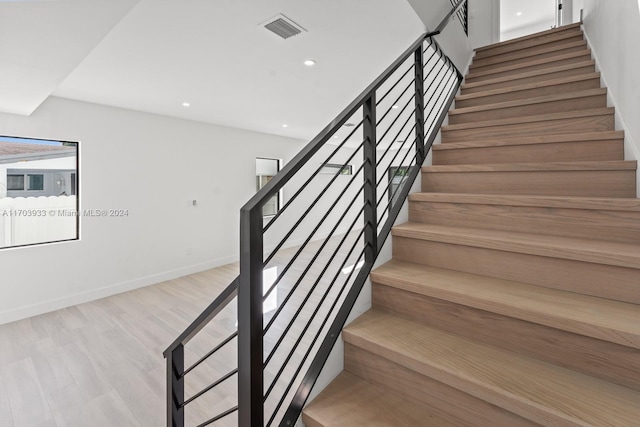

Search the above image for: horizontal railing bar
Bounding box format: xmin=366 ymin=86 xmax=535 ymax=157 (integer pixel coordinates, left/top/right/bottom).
xmin=263 ymin=196 xmax=366 ymax=358
xmin=263 ymin=120 xmax=363 ymax=233
xmin=164 ymin=278 xmax=238 ymax=355
xmin=376 ymin=92 xmax=416 ymax=147
xmin=427 ymin=0 xmax=467 ymax=37
xmin=262 ymin=144 xmax=366 ymax=300
xmin=375 ymin=62 xmax=414 ymax=108
xmin=182 ymin=368 xmax=238 ymax=408
xmin=262 ymin=137 xmax=365 ymax=267
xmin=263 ymin=227 xmax=366 ymax=400
xmin=263 ymin=185 xmax=366 ymax=334
xmin=196 ymin=406 xmax=238 ymax=427
xmin=181 ymin=332 xmax=238 ymax=378
xmin=376 ymin=105 xmax=416 ymax=165
xmin=376 ymin=78 xmax=415 ymax=130
xmin=424 ymin=72 xmax=458 ymax=132
xmin=266 ymin=246 xmax=367 ymax=427
xmin=376 ymin=150 xmax=418 ymax=213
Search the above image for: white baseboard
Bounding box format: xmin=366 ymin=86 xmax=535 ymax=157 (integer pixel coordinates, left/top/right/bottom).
xmin=0 ymin=257 xmax=228 ymax=325
xmin=583 ymin=27 xmax=640 ymax=196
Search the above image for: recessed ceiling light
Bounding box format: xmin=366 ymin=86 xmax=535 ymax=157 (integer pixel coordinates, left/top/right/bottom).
xmin=282 ymin=124 xmax=288 ymax=128
xmin=392 ymin=105 xmax=399 ymax=109
xmin=182 ymin=102 xmax=190 ymax=107
xmin=344 ymin=123 xmax=355 ymax=127
xmin=304 ymin=59 xmax=316 ymax=66
xmin=516 ymin=11 xmax=522 ymax=16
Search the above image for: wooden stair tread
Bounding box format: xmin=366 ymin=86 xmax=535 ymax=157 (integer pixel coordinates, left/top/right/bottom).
xmin=371 ymin=260 xmax=640 ymax=349
xmin=456 ymin=73 xmax=601 ymax=102
xmin=475 ymin=23 xmax=582 ymax=53
xmin=302 ymin=372 xmax=456 ymax=427
xmin=462 ymin=60 xmax=596 ymax=90
xmin=474 ymin=28 xmax=583 ymax=60
xmin=422 ymin=160 xmax=636 ymax=173
xmin=470 ymin=40 xmax=588 ymax=70
xmin=407 ymin=192 xmax=640 ymax=212
xmin=434 ymin=131 xmax=624 ymax=150
xmin=449 ymin=88 xmax=606 ymax=116
xmin=344 ymin=309 xmax=640 ymax=426
xmin=466 ymin=50 xmax=591 ymax=80
xmin=391 ymin=222 xmax=640 ymax=269
xmin=442 ymin=107 xmax=614 ymax=132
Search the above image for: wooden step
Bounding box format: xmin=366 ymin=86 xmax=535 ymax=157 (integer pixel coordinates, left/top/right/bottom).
xmin=433 ymin=131 xmax=624 ymax=165
xmin=372 ymin=260 xmax=640 ymax=350
xmin=344 ymin=345 xmax=537 ymax=426
xmin=372 ymin=261 xmax=640 ymax=391
xmin=408 ymin=191 xmax=640 ymax=243
xmin=344 ymin=309 xmax=640 ymax=426
xmin=392 ymin=223 xmax=640 ymax=303
xmin=455 ymin=73 xmax=601 ymax=108
xmin=441 ymin=108 xmax=615 ymax=142
xmin=421 ymin=160 xmax=636 ymax=198
xmin=465 ymin=50 xmax=592 ymax=83
xmin=461 ymin=61 xmax=596 ymax=94
xmin=448 ymin=88 xmax=607 ymax=125
xmin=474 ymin=23 xmax=582 ymax=58
xmin=302 ymin=372 xmax=457 ymax=427
xmin=470 ymin=40 xmax=588 ymax=71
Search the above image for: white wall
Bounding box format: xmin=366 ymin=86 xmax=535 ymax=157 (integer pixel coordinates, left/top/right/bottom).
xmin=582 ymin=0 xmax=640 ymax=194
xmin=405 ymin=0 xmax=475 ymax=74
xmin=468 ymin=0 xmax=501 ymax=49
xmin=0 ymin=96 xmax=305 ymax=324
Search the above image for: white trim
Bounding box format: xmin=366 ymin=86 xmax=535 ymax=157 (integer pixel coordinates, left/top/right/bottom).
xmin=582 ymin=27 xmax=640 ymax=196
xmin=0 ymin=258 xmax=225 ymax=325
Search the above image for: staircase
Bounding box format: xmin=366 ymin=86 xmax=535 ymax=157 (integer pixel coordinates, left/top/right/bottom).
xmin=303 ymin=23 xmax=640 ymax=426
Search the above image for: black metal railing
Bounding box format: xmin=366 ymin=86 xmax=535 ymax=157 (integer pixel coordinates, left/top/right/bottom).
xmin=450 ymin=0 xmax=469 ymax=35
xmin=164 ymin=1 xmax=466 ymax=426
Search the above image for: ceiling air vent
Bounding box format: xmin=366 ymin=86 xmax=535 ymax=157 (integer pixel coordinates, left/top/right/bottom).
xmin=262 ymin=14 xmax=307 ymax=40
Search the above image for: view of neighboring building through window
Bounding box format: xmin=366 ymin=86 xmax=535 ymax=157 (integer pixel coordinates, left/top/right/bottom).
xmin=256 ymin=157 xmax=281 ymax=217
xmin=0 ymin=136 xmax=79 ymax=249
xmin=388 ymin=166 xmax=411 ymax=207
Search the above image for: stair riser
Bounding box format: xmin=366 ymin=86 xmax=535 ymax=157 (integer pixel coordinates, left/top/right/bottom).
xmin=421 ymin=169 xmax=636 ymax=198
xmin=462 ymin=64 xmax=596 ymax=94
xmin=474 ymin=27 xmax=582 ymax=59
xmin=466 ymin=53 xmax=592 ymax=83
xmin=393 ymin=237 xmax=640 ymax=303
xmin=373 ymin=284 xmax=640 ymax=391
xmin=449 ymin=93 xmax=606 ymax=125
xmin=344 ymin=344 xmax=537 ymax=427
xmin=456 ymin=77 xmax=601 ymax=108
xmin=471 ymin=41 xmax=587 ymax=70
xmin=433 ymin=140 xmax=624 ymax=165
xmin=441 ymin=114 xmax=614 ymax=142
xmin=409 ymin=198 xmax=640 ymax=244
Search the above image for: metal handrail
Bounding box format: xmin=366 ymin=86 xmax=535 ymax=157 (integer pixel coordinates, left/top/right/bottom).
xmin=164 ymin=1 xmax=467 ymax=426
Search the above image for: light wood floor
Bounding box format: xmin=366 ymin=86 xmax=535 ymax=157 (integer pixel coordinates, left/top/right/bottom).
xmin=0 ymin=263 xmax=239 ymax=427
xmin=0 ymin=230 xmax=366 ymax=427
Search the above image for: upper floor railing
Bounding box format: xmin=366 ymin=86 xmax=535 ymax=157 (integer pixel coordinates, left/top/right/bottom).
xmin=164 ymin=1 xmax=467 ymax=426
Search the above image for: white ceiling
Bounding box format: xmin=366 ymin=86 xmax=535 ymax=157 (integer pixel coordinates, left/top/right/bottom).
xmin=0 ymin=0 xmax=425 ymax=140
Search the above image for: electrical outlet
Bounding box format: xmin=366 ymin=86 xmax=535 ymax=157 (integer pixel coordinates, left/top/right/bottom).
xmin=187 ymin=248 xmax=193 ymax=256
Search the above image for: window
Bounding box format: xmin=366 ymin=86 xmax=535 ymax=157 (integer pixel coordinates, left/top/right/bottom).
xmin=388 ymin=166 xmax=411 ymax=207
xmin=27 ymin=174 xmax=44 ymax=191
xmin=320 ymin=163 xmax=353 ymax=175
xmin=1 ymin=136 xmax=79 ymax=249
xmin=256 ymin=157 xmax=281 ymax=217
xmin=7 ymin=175 xmax=24 ymax=191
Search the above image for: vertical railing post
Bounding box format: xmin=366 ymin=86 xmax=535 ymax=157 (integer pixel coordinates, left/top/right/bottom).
xmin=414 ymin=43 xmax=425 ymax=165
xmin=167 ymin=345 xmax=185 ymax=427
xmin=238 ymin=207 xmax=264 ymax=427
xmin=363 ymin=94 xmax=377 ymax=263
